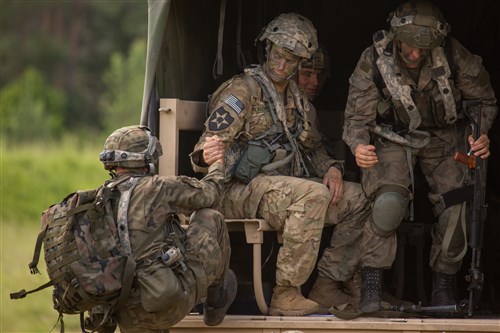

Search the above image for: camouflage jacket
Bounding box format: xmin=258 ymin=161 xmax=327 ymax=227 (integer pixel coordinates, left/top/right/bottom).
xmin=343 ymin=34 xmax=498 ymax=154
xmin=191 ymin=65 xmax=341 ymax=181
xmin=114 ymin=163 xmax=224 ymax=253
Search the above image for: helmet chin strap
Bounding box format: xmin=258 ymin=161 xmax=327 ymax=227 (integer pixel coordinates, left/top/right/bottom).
xmin=286 ymin=68 xmax=298 ymax=81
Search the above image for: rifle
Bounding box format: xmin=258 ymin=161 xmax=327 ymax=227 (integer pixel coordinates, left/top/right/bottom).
xmin=453 ymin=100 xmax=488 ymax=317
xmin=387 ymin=300 xmax=468 ymax=317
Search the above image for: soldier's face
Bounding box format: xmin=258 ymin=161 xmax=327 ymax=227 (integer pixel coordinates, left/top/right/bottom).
xmin=297 ymin=68 xmax=326 ymax=101
xmin=399 ymin=42 xmax=430 ymax=68
xmin=267 ymin=44 xmax=301 ymax=82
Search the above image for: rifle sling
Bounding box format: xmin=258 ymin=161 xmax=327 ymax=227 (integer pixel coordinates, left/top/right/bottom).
xmin=441 ymin=202 xmax=468 ymax=263
xmin=435 ymin=184 xmax=474 ymax=215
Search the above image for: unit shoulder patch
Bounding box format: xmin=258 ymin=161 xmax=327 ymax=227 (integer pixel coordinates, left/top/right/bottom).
xmin=208 ymin=107 xmax=235 ymax=131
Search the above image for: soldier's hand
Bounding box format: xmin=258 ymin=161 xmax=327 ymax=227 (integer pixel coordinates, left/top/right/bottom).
xmin=468 ymin=133 xmax=490 ymax=159
xmin=203 ymin=135 xmax=225 ymax=166
xmin=323 ymin=166 xmax=344 ymax=206
xmin=355 ymin=144 xmax=378 ymax=168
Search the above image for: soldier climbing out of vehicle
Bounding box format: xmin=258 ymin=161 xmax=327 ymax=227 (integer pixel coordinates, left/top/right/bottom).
xmin=295 ymin=37 xmax=412 ymax=315
xmin=191 ymin=13 xmax=375 ymax=316
xmin=89 ymin=126 xmax=236 ymax=332
xmin=342 ymin=0 xmax=497 ymax=316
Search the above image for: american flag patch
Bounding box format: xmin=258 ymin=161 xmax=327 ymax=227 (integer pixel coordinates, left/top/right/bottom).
xmin=224 ymin=94 xmax=245 ymax=114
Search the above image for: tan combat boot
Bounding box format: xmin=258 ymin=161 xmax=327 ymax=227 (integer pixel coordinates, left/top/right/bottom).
xmin=269 ymin=286 xmax=320 ymax=316
xmin=344 ymin=270 xmax=361 ymax=308
xmin=308 ymin=276 xmax=351 ymax=313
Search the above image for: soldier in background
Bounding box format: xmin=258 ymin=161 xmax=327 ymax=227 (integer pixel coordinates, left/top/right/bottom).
xmin=88 ymin=126 xmax=236 ymax=332
xmin=343 ymin=0 xmax=497 ymax=313
xmin=296 ymin=45 xmax=363 ymax=309
xmin=191 ymin=13 xmax=371 ymax=316
xmin=296 ymin=44 xmax=330 ymax=102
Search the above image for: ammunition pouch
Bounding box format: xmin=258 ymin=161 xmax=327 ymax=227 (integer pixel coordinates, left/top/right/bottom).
xmin=233 ymin=141 xmax=274 ymax=183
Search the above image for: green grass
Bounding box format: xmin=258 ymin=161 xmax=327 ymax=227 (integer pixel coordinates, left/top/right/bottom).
xmin=1 ymin=136 xmax=108 ymax=332
xmin=1 ymin=136 xmax=108 ymax=224
xmin=1 ymin=223 xmax=82 ymax=332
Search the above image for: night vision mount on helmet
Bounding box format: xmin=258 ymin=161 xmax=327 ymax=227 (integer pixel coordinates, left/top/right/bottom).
xmin=100 ymin=125 xmax=163 ymax=173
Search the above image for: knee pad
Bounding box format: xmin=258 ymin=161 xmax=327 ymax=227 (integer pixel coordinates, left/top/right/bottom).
xmin=372 ymin=185 xmax=410 ymax=234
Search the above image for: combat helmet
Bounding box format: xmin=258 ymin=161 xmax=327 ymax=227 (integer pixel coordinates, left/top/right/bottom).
xmin=257 ymin=13 xmax=318 ymax=59
xmin=389 ymin=0 xmax=450 ymax=49
xmin=100 ymin=125 xmax=162 ymax=172
xmin=298 ymin=45 xmax=331 ymax=79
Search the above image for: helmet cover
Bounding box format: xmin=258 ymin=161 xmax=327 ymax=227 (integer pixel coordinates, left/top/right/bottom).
xmin=100 ymin=125 xmax=162 ymax=171
xmin=257 ymin=13 xmax=318 ymax=59
xmin=389 ymin=0 xmax=450 ymax=49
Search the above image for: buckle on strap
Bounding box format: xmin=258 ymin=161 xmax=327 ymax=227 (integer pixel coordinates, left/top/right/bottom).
xmin=434 ymin=185 xmax=474 ymax=215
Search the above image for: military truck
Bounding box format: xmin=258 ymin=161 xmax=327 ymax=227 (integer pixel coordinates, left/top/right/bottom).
xmin=139 ymin=0 xmax=500 ymax=332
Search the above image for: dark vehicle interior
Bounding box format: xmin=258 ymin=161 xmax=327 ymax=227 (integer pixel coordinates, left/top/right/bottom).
xmin=143 ymin=0 xmax=500 ymax=316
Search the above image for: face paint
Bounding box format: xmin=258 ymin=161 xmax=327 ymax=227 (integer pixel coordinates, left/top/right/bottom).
xmin=398 ymin=42 xmax=430 ymax=68
xmin=266 ymin=44 xmax=301 ymax=83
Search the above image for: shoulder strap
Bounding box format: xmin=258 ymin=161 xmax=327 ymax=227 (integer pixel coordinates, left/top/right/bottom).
xmin=250 ymin=70 xmax=311 ymax=176
xmin=372 ymin=31 xmax=390 ymax=100
xmin=114 ymin=176 xmax=141 ymax=308
xmin=117 ymin=214 xmax=179 ymax=309
xmin=443 ymin=36 xmax=457 ymax=82
xmin=372 ymin=47 xmax=388 ymax=100
xmin=373 ymin=30 xmax=422 ymax=131
xmin=372 ymin=35 xmax=458 ymax=103
xmin=116 ymin=177 xmax=141 ymax=257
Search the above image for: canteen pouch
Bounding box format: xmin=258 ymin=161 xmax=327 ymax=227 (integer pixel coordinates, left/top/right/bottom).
xmin=233 ymin=141 xmax=273 ymax=183
xmin=137 ymin=240 xmax=196 ymax=312
xmin=136 ymin=256 xmax=193 ymax=313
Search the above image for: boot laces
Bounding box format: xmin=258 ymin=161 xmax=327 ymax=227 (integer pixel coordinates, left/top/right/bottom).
xmin=437 ymin=274 xmax=454 ymax=292
xmin=363 ymin=269 xmax=381 ymax=299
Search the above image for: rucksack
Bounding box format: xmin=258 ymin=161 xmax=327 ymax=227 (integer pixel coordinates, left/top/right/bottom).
xmin=10 ymin=176 xmax=173 ymax=330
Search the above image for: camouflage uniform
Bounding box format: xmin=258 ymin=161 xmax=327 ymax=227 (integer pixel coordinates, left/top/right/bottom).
xmin=341 ymin=1 xmax=499 ymax=315
xmin=114 ymin=163 xmax=230 ymax=333
xmin=344 ymin=34 xmax=497 ymax=274
xmin=97 ymin=125 xmax=233 ymax=332
xmin=191 ymin=65 xmax=370 ymax=294
xmin=294 ymin=44 xmax=367 ymax=308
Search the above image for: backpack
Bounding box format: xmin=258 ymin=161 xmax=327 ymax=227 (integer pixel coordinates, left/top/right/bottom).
xmin=10 ymin=176 xmax=177 ymax=329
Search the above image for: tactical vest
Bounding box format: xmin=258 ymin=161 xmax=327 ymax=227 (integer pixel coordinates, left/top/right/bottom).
xmin=372 ymin=30 xmax=459 ymax=133
xmin=210 ymin=65 xmax=312 ymax=179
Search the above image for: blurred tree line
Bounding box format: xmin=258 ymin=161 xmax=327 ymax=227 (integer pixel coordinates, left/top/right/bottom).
xmin=0 ymin=1 xmax=148 ymax=142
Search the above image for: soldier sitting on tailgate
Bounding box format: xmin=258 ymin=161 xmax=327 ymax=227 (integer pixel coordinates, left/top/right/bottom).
xmin=191 ymin=13 xmax=374 ymax=315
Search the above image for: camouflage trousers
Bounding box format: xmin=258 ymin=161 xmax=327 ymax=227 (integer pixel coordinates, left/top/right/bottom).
xmin=361 ymin=134 xmax=468 ymax=274
xmin=115 ymin=208 xmax=231 ymax=333
xmin=222 ymin=175 xmax=330 ymax=287
xmin=317 ymin=181 xmax=372 ymax=282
